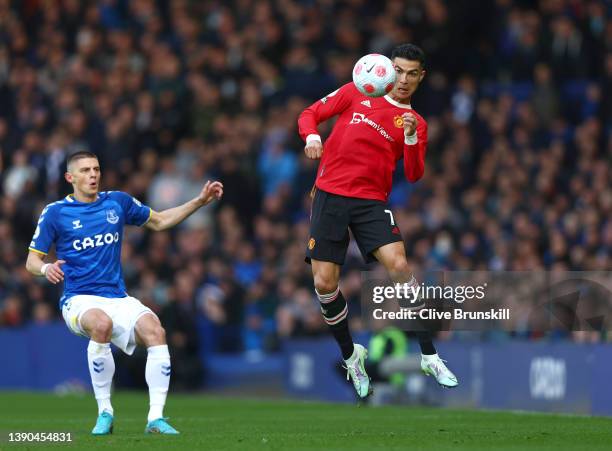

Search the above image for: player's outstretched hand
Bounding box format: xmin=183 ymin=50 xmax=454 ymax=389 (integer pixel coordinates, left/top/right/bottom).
xmin=45 ymin=260 xmax=65 ymax=284
xmin=198 ymin=180 xmax=224 ymax=206
xmin=304 ymin=141 xmax=323 ymax=160
xmin=402 ymin=112 xmax=417 ymax=137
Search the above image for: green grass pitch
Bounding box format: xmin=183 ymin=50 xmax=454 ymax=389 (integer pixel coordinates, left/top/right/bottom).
xmin=1 ymin=391 xmax=611 ymax=450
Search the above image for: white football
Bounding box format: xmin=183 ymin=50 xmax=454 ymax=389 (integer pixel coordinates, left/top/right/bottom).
xmin=352 ymin=54 xmax=396 ymax=97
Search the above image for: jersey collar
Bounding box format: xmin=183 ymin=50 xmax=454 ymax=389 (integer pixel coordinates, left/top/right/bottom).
xmin=65 ymin=193 xmax=100 ymax=204
xmin=383 ymin=95 xmax=412 ymax=109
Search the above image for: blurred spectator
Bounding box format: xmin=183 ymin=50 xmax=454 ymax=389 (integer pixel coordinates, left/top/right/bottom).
xmin=3 ymin=150 xmax=37 ymax=198
xmin=277 ymin=283 xmax=324 ymax=338
xmin=530 ymin=63 xmax=559 ymax=128
xmin=158 ymin=270 xmax=204 ymax=390
xmin=258 ymin=127 xmax=298 ymax=197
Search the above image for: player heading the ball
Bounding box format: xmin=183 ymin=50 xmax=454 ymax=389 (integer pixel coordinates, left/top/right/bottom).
xmin=298 ymin=43 xmax=458 ymax=399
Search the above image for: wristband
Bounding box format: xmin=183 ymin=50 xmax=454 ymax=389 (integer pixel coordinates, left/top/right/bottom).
xmin=306 ymin=134 xmax=322 ymax=144
xmin=41 ymin=263 xmax=50 ymax=276
xmin=404 ymin=130 xmax=418 ymax=145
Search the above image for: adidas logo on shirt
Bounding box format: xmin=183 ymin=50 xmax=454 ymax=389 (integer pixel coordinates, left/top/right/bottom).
xmin=360 ymin=100 xmax=371 ymax=108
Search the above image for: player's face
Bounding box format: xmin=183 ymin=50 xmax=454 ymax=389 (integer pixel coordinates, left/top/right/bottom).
xmin=390 ymin=58 xmax=425 ymax=103
xmin=66 ymin=158 xmax=101 ymax=199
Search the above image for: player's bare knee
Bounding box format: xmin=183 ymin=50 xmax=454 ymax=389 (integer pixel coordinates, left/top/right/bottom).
xmin=154 ymin=325 xmax=166 ymax=344
xmin=313 ymin=273 xmax=338 ymax=295
xmin=389 ymin=256 xmax=410 ymax=278
xmin=91 ymin=316 xmax=113 ymax=341
xmin=143 ymin=324 xmax=166 ymax=346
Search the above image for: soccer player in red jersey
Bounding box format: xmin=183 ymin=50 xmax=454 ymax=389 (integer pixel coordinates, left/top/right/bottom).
xmin=298 ymin=44 xmax=458 ymax=398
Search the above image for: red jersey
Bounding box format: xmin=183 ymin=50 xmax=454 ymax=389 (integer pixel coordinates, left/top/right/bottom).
xmin=298 ymin=82 xmax=427 ymax=202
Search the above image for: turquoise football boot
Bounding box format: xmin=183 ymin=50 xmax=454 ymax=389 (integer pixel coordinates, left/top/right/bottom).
xmin=91 ymin=411 xmax=113 ymax=435
xmin=145 ymin=417 xmax=180 ymax=435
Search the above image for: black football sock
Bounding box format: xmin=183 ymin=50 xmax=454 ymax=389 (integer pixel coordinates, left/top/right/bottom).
xmin=316 ymin=287 xmax=354 ymax=360
xmin=416 ymin=330 xmax=437 ymax=355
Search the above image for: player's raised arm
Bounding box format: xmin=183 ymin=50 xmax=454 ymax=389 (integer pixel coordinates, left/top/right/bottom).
xmin=402 ymin=112 xmax=428 ymax=183
xmin=145 ymin=180 xmax=223 ymax=232
xmin=298 ymin=83 xmax=354 ymax=160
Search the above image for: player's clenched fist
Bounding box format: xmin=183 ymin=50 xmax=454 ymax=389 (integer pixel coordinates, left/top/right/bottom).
xmin=402 ymin=112 xmax=418 ymax=137
xmin=304 ymin=141 xmax=323 ymax=160
xmin=42 ymin=259 xmax=65 ymax=284
xmin=197 ymin=180 xmax=224 ymax=206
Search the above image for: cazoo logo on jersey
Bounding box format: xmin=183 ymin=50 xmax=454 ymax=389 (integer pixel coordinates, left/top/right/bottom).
xmin=73 ymin=232 xmax=120 ymax=251
xmin=349 ymin=113 xmax=394 ymax=142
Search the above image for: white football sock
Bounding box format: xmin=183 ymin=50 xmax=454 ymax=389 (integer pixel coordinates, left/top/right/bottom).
xmin=421 ymin=353 xmax=440 ymax=362
xmin=87 ymin=340 xmax=115 ymax=415
xmin=145 ymin=345 xmax=171 ymax=422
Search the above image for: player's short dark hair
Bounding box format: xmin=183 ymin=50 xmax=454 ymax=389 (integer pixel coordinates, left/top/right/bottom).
xmin=67 ymin=151 xmax=98 ymax=170
xmin=391 ymin=44 xmax=425 ymax=68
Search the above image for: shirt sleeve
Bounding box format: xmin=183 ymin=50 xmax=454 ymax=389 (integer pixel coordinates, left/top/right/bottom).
xmin=112 ymin=191 xmax=152 ymax=226
xmin=28 ymin=204 xmax=57 ymax=256
xmin=403 ymin=117 xmax=428 ymax=183
xmin=297 ymin=82 xmax=355 ymax=142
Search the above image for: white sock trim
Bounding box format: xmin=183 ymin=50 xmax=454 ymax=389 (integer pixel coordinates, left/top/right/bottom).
xmin=421 ymin=353 xmax=439 ymax=361
xmin=147 ymin=344 xmax=170 ymax=357
xmin=324 ymin=304 xmax=348 ymax=325
xmin=315 ymin=286 xmax=340 ymax=304
xmin=87 ymin=340 xmax=111 ymax=354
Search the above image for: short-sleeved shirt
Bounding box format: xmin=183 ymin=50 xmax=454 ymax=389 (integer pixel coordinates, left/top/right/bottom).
xmin=28 ymin=191 xmax=151 ymax=309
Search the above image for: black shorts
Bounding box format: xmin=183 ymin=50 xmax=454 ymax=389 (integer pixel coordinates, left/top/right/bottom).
xmin=305 ymin=188 xmax=403 ymax=265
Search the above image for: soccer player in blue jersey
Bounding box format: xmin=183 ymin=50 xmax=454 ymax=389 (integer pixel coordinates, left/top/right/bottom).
xmin=25 ymin=151 xmax=223 ymax=435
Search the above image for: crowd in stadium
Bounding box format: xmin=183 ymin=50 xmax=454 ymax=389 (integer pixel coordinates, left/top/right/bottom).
xmin=0 ymin=0 xmax=610 ymax=361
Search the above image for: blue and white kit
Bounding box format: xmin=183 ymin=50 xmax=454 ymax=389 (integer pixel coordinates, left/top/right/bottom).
xmin=29 ymin=191 xmax=154 ymax=354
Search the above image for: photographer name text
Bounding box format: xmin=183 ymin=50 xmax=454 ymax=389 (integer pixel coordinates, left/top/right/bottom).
xmin=372 ymin=308 xmax=510 ymax=321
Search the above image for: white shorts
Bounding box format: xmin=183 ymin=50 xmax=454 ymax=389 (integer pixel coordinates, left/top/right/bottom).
xmin=61 ymin=294 xmax=156 ymax=355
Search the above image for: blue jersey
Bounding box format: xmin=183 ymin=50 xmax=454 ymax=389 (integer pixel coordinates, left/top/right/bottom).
xmin=29 ymin=191 xmax=152 ymax=308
